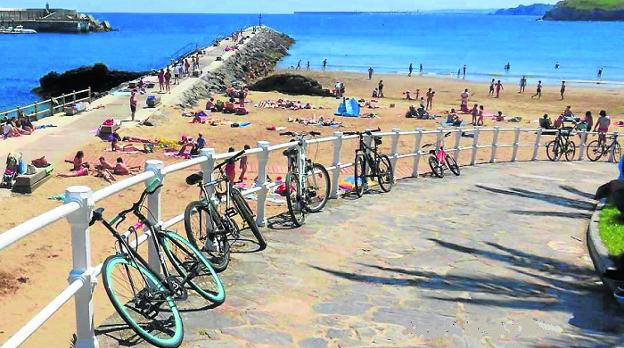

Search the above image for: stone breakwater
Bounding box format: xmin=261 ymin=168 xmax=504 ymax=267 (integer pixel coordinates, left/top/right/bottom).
xmin=179 ymin=27 xmax=295 ymax=106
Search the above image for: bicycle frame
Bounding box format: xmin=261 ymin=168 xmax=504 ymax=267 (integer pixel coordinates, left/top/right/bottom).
xmin=355 ymin=134 xmax=382 ymax=178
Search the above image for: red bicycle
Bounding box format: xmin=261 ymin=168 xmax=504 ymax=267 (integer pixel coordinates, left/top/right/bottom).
xmin=423 ymin=132 xmax=460 ymax=178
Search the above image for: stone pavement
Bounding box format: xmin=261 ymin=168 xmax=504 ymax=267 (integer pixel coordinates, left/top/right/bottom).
xmin=97 ymin=161 xmax=624 ymax=347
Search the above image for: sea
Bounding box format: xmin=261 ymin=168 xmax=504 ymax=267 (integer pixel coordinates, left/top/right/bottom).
xmin=1 ymin=12 xmax=624 ymax=112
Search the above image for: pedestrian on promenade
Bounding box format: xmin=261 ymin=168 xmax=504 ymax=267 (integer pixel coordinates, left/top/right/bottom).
xmin=368 ymin=67 xmax=374 ymax=80
xmin=164 ymin=68 xmax=172 ymax=93
xmin=158 ymin=69 xmax=165 ymax=93
xmin=130 ymin=89 xmax=138 ymax=121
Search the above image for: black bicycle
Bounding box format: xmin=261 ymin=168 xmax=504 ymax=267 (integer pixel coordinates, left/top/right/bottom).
xmin=546 ymin=128 xmax=576 ymax=162
xmin=184 ymin=150 xmax=266 ymax=273
xmin=343 ymin=128 xmax=394 ymax=197
xmin=587 ymin=133 xmax=622 ymax=162
xmin=93 ymin=178 xmax=225 ymax=347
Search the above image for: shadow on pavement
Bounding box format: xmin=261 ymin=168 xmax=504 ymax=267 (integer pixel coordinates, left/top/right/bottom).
xmin=476 ymin=185 xmax=595 ymax=211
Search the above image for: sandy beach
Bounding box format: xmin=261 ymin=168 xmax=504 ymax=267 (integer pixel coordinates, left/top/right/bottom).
xmin=2 ymin=47 xmax=624 ymax=346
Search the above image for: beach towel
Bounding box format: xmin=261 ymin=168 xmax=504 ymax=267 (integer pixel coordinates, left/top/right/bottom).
xmin=439 ymin=121 xmax=468 ymax=127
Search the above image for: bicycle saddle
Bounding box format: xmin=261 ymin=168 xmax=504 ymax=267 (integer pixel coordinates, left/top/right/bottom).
xmin=185 ymin=172 xmax=203 ymax=186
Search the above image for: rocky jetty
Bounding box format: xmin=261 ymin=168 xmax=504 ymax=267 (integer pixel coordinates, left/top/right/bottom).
xmin=544 ymin=0 xmax=624 ymax=21
xmin=179 ymin=27 xmax=295 ymax=106
xmin=250 ymin=74 xmax=332 ymax=97
xmin=34 ymin=63 xmax=145 ymax=97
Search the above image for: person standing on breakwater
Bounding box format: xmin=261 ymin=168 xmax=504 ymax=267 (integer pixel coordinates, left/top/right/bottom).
xmin=158 ymin=69 xmax=165 ymax=93
xmin=368 ymin=67 xmax=374 ymax=80
xmin=488 ymin=79 xmax=495 ymax=97
xmin=495 ymin=80 xmax=504 ymax=98
xmin=322 ymin=59 xmax=327 ymax=70
xmin=165 ymin=68 xmax=172 ymax=94
xmin=519 ymin=76 xmax=527 ymax=93
xmin=408 ymin=63 xmax=413 ymax=77
xmin=130 ymin=89 xmax=138 ymax=121
xmin=560 ymin=81 xmax=566 ymax=100
xmin=378 ymin=80 xmax=384 ymax=98
xmin=532 ymin=80 xmax=543 ymax=99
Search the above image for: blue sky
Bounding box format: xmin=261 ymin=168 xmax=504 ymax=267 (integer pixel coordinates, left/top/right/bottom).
xmin=1 ymin=1 xmax=559 ymax=13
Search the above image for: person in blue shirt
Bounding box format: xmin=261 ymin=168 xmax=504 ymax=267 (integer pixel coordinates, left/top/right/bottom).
xmin=196 ymin=133 xmax=205 ymax=150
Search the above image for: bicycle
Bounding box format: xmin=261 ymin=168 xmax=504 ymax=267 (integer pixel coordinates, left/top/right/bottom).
xmin=546 ymin=128 xmax=576 ymax=162
xmin=183 ymin=149 xmax=266 ymax=273
xmin=422 ymin=132 xmax=460 ymax=178
xmin=343 ymin=128 xmax=394 ymax=197
xmin=586 ymin=132 xmax=622 ymax=162
xmin=91 ymin=178 xmax=225 ymax=348
xmin=279 ymin=131 xmax=331 ymax=227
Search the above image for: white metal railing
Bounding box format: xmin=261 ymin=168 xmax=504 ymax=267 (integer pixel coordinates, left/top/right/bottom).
xmin=0 ymin=126 xmax=618 ymax=347
xmin=1 ymin=88 xmax=91 ymax=121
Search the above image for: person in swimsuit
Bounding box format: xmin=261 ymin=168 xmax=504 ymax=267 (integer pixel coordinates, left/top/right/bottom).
xmin=460 ymin=89 xmax=470 ymax=112
xmin=164 ymin=68 xmax=172 ymax=93
xmin=593 ymin=110 xmax=611 ymax=145
xmin=114 ymin=157 xmax=141 ymax=176
xmin=239 ymin=144 xmax=251 ymax=182
xmin=477 ymin=105 xmax=485 ymax=126
xmin=584 ymin=111 xmax=594 ymax=133
xmin=426 ymin=88 xmax=434 ymax=111
xmin=378 ymin=80 xmax=384 ymax=98
xmin=519 ymin=76 xmax=527 ymax=93
xmin=470 ymin=104 xmax=479 ymax=125
xmin=532 ymin=81 xmax=542 ymax=99
xmin=495 ymin=80 xmax=504 ymax=98
xmin=489 ymin=79 xmax=495 ymax=97
xmin=58 ymin=163 xmax=90 ymax=178
xmin=225 ymin=147 xmax=237 ymax=182
xmin=368 ymin=67 xmax=374 ymax=80
xmin=560 ymin=81 xmax=566 ymax=100
xmin=157 ymin=69 xmax=165 ymax=92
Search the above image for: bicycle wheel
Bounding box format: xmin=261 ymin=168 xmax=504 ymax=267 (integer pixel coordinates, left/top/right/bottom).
xmin=183 ymin=201 xmax=230 ymax=273
xmin=612 ymin=142 xmax=622 ymax=163
xmin=586 ymin=140 xmax=603 ymax=162
xmin=285 ymin=171 xmax=305 ymax=227
xmin=353 ymin=154 xmax=366 ymax=198
xmin=230 ymin=188 xmax=266 ymax=250
xmin=428 ymin=156 xmax=444 ymax=178
xmin=376 ymin=155 xmax=394 ymax=193
xmin=564 ymin=141 xmax=576 ymax=161
xmin=305 ymin=163 xmax=330 ymax=213
xmin=162 ymin=232 xmax=225 ymax=304
xmin=546 ymin=140 xmax=560 ymax=161
xmin=445 ymin=155 xmax=461 ymax=176
xmin=102 ymin=255 xmax=183 ymax=348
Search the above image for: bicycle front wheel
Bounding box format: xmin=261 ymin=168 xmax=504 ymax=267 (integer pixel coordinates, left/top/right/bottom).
xmin=285 ymin=171 xmax=305 ymax=227
xmin=162 ymin=232 xmax=225 ymax=304
xmin=354 ymin=154 xmax=366 ymax=197
xmin=546 ymin=140 xmax=560 ymax=161
xmin=612 ymin=142 xmax=622 ymax=163
xmin=184 ymin=201 xmax=230 ymax=273
xmin=445 ymin=155 xmax=461 ymax=176
xmin=231 ymin=188 xmax=266 ymax=250
xmin=376 ymin=155 xmax=394 ymax=192
xmin=564 ymin=141 xmax=576 ymax=162
xmin=428 ymin=156 xmax=444 ymax=178
xmin=305 ymin=163 xmax=330 ymax=213
xmin=102 ymin=255 xmax=183 ymax=348
xmin=586 ymin=140 xmax=603 ymax=162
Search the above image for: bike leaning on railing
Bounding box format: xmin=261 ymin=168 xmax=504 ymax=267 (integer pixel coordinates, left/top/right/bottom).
xmin=183 ymin=150 xmax=267 ymax=272
xmin=546 ymin=128 xmax=576 ymax=162
xmin=422 ymin=132 xmax=460 ymax=178
xmin=586 ymin=132 xmax=622 ymax=162
xmin=280 ymin=131 xmax=331 ymax=227
xmin=91 ymin=178 xmax=225 ymax=348
xmin=343 ymin=128 xmax=394 ymax=197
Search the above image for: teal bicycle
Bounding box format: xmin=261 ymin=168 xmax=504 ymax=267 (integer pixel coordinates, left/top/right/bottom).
xmin=92 ymin=179 xmax=225 ymax=347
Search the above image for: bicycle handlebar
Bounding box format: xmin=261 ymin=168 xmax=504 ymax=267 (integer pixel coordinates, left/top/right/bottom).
xmin=89 ymin=179 xmax=163 ymax=227
xmin=279 ymin=131 xmax=321 ymax=137
xmin=343 ymin=128 xmax=381 ymax=136
xmin=214 ymin=149 xmax=246 ymax=172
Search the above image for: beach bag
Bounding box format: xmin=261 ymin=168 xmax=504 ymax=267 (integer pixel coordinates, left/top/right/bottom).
xmin=18 ymin=159 xmax=27 ymax=175
xmin=215 ymin=101 xmax=224 ymax=112
xmin=103 ymin=119 xmax=114 ymax=126
xmin=32 ymin=157 xmax=49 ymax=168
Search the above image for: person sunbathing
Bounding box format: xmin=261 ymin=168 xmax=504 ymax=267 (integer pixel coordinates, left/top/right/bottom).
xmin=205 ymin=98 xmax=216 ymax=111
xmin=94 ymin=167 xmax=116 ymax=183
xmin=97 ymin=157 xmax=115 ymax=171
xmin=65 ymin=151 xmax=85 ymax=171
xmin=192 ymin=113 xmax=204 ymax=124
xmin=223 ymin=99 xmax=236 ymax=113
xmin=20 ymin=117 xmax=34 ymax=133
xmin=58 ymin=163 xmax=90 ymax=178
xmin=495 ymin=111 xmax=505 ymax=122
xmin=121 ymin=136 xmax=156 ymax=144
xmin=113 ymin=158 xmax=141 ymax=176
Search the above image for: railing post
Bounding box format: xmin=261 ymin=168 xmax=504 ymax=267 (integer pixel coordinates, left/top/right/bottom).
xmin=532 ymin=128 xmax=543 ymax=161
xmin=73 ymin=90 xmax=77 ymax=104
xmin=200 ymin=148 xmax=216 ymax=197
xmin=609 ymin=131 xmax=619 ymax=163
xmin=330 ymin=132 xmax=343 ymax=199
xmin=511 ymin=127 xmax=521 ymax=162
xmin=64 ymin=186 xmax=99 ymax=348
xmin=144 ymin=160 xmax=164 ymax=274
xmin=88 ymin=86 xmax=92 ymax=102
xmin=470 ymin=127 xmax=481 ymax=166
xmin=33 ymin=103 xmax=38 ymax=120
xmin=390 ymin=128 xmax=401 ymax=182
xmin=412 ymin=128 xmax=423 ymax=177
xmin=435 ymin=127 xmax=444 ymax=151
xmin=452 ymin=129 xmax=462 ymax=161
xmin=490 ymin=127 xmax=500 ymax=163
xmin=578 ymin=130 xmax=587 ymax=161
xmin=255 ymin=141 xmax=270 ymax=226
xmin=62 ymin=93 xmax=66 ymax=111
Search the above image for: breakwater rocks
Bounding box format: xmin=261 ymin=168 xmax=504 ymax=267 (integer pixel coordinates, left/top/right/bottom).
xmin=250 ymin=74 xmax=332 ymax=97
xmin=179 ymin=27 xmax=295 ymax=106
xmin=543 ymin=1 xmax=624 ymax=21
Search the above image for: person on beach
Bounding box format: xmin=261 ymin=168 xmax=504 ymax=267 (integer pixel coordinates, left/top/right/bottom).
xmin=177 ymin=64 xmax=184 ymax=83
xmin=539 ymin=114 xmax=553 ymax=129
xmin=470 ymin=104 xmax=479 ymax=125
xmin=322 ymin=59 xmax=327 ymax=70
xmin=419 ymin=63 xmax=423 ymax=73
xmin=495 ymin=80 xmax=504 ymax=98
xmin=20 ymin=116 xmax=34 ymax=133
xmin=477 ymin=105 xmax=485 ymax=126
xmin=408 ymin=63 xmax=413 ymax=77
xmin=114 ymin=157 xmax=141 ymax=176
xmin=457 ymin=68 xmax=461 ymax=79
xmin=158 ymin=69 xmax=165 ymax=92
xmin=532 ymin=80 xmax=542 ymax=99
xmin=307 ymin=61 xmax=310 ymax=70
xmin=164 ymin=68 xmax=172 ymax=93
xmin=598 ymin=67 xmax=603 ymax=79
xmin=368 ymin=67 xmax=374 ymax=80
xmin=560 ymin=81 xmax=566 ymax=100
xmin=463 ymin=65 xmax=467 ymax=79
xmin=488 ymin=79 xmax=495 ymax=97
xmin=225 ymin=147 xmax=237 ymax=182
xmin=97 ymin=157 xmax=115 ymax=171
xmin=584 ymin=111 xmax=594 ymax=133
xmin=519 ymin=76 xmax=527 ymax=93
xmin=446 ymin=108 xmax=462 ymax=127
xmin=57 ymin=163 xmax=90 ymax=178
xmin=130 ymin=89 xmax=138 ymax=121
xmin=378 ymin=80 xmax=384 ymax=98
xmin=196 ymin=133 xmax=205 ymax=150
xmin=173 ymin=64 xmax=180 ymax=84
xmin=71 ymin=151 xmax=85 ymax=171
xmin=460 ymin=89 xmax=470 ymax=112
xmin=426 ymin=88 xmax=434 ymax=111
xmin=184 ymin=58 xmax=191 ymax=76
xmin=296 ymin=60 xmax=301 ymax=70
xmin=593 ymin=110 xmax=611 ymax=145
xmin=239 ymin=144 xmax=251 ymax=182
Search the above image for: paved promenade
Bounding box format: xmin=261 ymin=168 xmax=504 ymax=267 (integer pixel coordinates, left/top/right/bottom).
xmin=97 ymin=161 xmax=624 ymax=347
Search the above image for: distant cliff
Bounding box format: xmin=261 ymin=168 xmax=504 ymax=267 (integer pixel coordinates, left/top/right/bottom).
xmin=543 ymin=0 xmax=624 ymax=21
xmin=494 ymin=4 xmax=554 ymax=16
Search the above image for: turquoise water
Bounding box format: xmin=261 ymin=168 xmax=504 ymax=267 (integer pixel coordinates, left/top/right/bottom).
xmin=1 ymin=12 xmax=624 ymax=112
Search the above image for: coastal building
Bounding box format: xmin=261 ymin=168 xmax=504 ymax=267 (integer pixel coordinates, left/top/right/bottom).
xmin=0 ymin=5 xmax=111 ymax=33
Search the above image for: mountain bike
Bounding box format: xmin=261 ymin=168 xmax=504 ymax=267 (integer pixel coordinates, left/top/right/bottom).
xmin=279 ymin=131 xmax=331 ymax=227
xmin=546 ymin=128 xmax=576 ymax=162
xmin=184 ymin=149 xmax=266 ymax=273
xmin=586 ymin=132 xmax=622 ymax=162
xmin=343 ymin=128 xmax=394 ymax=197
xmin=92 ymin=178 xmax=225 ymax=348
xmin=422 ymin=132 xmax=460 ymax=178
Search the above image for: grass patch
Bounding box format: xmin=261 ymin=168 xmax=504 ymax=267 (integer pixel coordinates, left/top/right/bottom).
xmin=563 ymin=0 xmax=624 ymax=11
xmin=599 ymin=205 xmax=624 ymax=257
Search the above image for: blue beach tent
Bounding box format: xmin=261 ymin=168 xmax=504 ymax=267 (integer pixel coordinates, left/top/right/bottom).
xmin=334 ymin=98 xmax=360 ymax=117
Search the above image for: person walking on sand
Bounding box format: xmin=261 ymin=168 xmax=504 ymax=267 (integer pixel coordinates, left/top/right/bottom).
xmin=158 ymin=69 xmax=165 ymax=92
xmin=129 ymin=89 xmax=138 ymax=121
xmin=378 ymin=80 xmax=384 ymax=98
xmin=419 ymin=63 xmax=423 ymax=73
xmin=322 ymin=59 xmax=327 ymax=70
xmin=532 ymin=80 xmax=543 ymax=99
xmin=495 ymin=80 xmax=504 ymax=98
xmin=470 ymin=104 xmax=478 ymax=125
xmin=368 ymin=67 xmax=374 ymax=80
xmin=477 ymin=105 xmax=485 ymax=126
xmin=488 ymin=79 xmax=495 ymax=97
xmin=426 ymin=88 xmax=434 ymax=111
xmin=463 ymin=65 xmax=467 ymax=79
xmin=164 ymin=68 xmax=172 ymax=93
xmin=408 ymin=63 xmax=413 ymax=77
xmin=519 ymin=76 xmax=527 ymax=93
xmin=560 ymin=81 xmax=566 ymax=100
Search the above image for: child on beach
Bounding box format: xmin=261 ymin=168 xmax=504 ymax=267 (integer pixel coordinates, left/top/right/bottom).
xmin=470 ymin=104 xmax=478 ymax=125
xmin=495 ymin=80 xmax=504 ymax=98
xmin=477 ymin=105 xmax=485 ymax=126
xmin=532 ymin=81 xmax=543 ymax=99
xmin=489 ymin=79 xmax=495 ymax=97
xmin=225 ymin=147 xmax=236 ymax=182
xmin=239 ymin=144 xmax=251 ymax=182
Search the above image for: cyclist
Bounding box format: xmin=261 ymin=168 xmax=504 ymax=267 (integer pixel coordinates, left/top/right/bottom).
xmin=593 ymin=110 xmax=611 ymax=146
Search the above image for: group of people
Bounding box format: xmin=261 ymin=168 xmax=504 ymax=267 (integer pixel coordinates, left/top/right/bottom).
xmin=2 ymin=114 xmax=34 ymax=139
xmin=57 ymin=150 xmax=141 ymax=183
xmin=540 ymin=106 xmax=612 ymax=140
